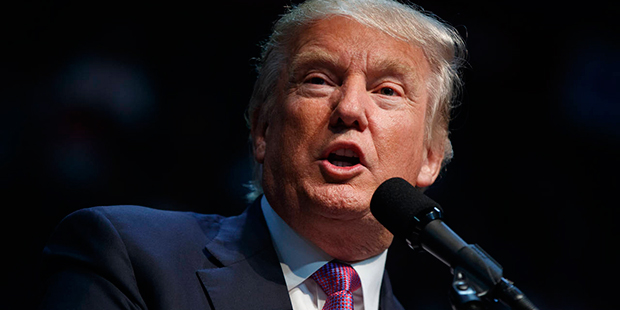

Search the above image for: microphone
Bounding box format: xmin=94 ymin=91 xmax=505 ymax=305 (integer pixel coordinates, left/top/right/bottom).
xmin=370 ymin=177 xmax=539 ymax=310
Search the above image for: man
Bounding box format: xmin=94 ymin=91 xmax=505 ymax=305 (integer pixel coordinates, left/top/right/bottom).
xmin=39 ymin=0 xmax=465 ymax=309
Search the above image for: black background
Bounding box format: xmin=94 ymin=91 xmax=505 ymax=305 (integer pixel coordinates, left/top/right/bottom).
xmin=3 ymin=1 xmax=619 ymax=309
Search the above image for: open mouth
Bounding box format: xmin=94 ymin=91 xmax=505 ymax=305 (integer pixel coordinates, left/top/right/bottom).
xmin=327 ymin=148 xmax=360 ymax=167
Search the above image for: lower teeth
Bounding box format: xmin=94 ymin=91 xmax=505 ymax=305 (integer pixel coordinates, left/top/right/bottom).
xmin=333 ymin=161 xmax=351 ymax=167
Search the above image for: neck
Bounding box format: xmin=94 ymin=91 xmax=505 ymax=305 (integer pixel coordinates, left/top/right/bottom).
xmin=298 ymin=212 xmax=393 ymax=262
xmin=267 ymin=197 xmax=393 ymax=262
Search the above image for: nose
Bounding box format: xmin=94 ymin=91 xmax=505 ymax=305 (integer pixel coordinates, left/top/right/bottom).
xmin=329 ymin=77 xmax=369 ymax=132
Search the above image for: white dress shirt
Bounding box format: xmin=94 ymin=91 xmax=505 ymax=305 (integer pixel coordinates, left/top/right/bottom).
xmin=261 ymin=196 xmax=388 ymax=310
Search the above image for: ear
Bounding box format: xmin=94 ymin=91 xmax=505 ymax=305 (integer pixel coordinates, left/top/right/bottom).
xmin=252 ymin=123 xmax=269 ymax=164
xmin=416 ymin=144 xmax=444 ymax=188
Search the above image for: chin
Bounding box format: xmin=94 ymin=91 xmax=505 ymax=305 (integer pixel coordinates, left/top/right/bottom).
xmin=302 ymin=181 xmax=373 ymax=219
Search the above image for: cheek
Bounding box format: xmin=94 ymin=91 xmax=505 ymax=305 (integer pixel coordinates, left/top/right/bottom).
xmin=374 ymin=113 xmax=426 ymax=177
xmin=268 ymin=98 xmax=328 ymax=157
xmin=285 ymin=97 xmax=330 ymax=136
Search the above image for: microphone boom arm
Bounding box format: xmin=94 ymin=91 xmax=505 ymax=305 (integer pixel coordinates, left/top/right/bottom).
xmin=369 ymin=178 xmax=540 ymax=310
xmin=411 ymin=207 xmax=539 ymax=310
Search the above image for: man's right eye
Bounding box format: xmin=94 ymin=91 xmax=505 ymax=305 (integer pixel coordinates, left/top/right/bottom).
xmin=306 ymin=76 xmax=327 ymax=85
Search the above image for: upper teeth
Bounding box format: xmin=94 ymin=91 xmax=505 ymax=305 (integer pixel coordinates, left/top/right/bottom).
xmin=334 ymin=148 xmax=358 ymax=158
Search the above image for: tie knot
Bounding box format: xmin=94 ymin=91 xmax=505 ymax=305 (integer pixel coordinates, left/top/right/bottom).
xmin=311 ymin=261 xmax=361 ymax=295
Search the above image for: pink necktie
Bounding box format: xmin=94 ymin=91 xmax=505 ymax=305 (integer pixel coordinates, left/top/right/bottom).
xmin=310 ymin=261 xmax=361 ymax=310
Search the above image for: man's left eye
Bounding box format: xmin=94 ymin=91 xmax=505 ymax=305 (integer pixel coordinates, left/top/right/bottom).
xmin=379 ymin=87 xmax=397 ymax=96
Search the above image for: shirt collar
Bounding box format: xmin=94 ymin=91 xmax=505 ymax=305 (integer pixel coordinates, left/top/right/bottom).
xmin=261 ymin=195 xmax=388 ymax=310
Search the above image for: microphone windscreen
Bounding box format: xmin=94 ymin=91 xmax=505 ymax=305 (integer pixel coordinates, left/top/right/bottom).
xmin=370 ymin=177 xmax=441 ymax=237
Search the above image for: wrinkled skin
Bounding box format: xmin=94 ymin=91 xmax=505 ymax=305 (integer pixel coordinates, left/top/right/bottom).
xmin=252 ymin=16 xmax=444 ymax=262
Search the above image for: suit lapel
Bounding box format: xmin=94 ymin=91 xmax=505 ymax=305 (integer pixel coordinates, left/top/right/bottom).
xmin=197 ymin=199 xmax=292 ymax=310
xmin=197 ymin=198 xmax=403 ymax=310
xmin=379 ymin=271 xmax=405 ymax=310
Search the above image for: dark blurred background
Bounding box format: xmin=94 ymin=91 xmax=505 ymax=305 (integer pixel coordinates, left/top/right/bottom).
xmin=3 ymin=0 xmax=618 ymax=309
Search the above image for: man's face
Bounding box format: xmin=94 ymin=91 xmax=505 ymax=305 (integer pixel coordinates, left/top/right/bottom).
xmin=253 ymin=16 xmax=443 ymax=259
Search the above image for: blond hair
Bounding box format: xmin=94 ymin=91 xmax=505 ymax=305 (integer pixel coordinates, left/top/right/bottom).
xmin=245 ymin=0 xmax=466 ymax=201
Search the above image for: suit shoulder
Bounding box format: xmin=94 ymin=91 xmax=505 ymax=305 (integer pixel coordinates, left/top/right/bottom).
xmin=58 ymin=205 xmax=225 ymax=249
xmin=79 ymin=204 xmax=222 ymax=223
xmin=41 ymin=205 xmax=228 ymax=309
xmin=70 ymin=204 xmax=223 ymax=223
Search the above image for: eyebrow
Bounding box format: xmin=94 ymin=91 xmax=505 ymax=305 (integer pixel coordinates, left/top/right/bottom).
xmin=288 ymin=48 xmax=421 ymax=84
xmin=376 ymin=58 xmax=417 ymax=75
xmin=288 ymin=49 xmax=341 ymax=78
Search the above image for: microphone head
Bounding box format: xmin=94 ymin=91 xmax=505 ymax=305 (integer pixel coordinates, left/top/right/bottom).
xmin=370 ymin=177 xmax=442 ymax=238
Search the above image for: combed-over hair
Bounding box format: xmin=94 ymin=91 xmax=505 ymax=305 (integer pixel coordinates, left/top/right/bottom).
xmin=245 ymin=0 xmax=466 ymax=201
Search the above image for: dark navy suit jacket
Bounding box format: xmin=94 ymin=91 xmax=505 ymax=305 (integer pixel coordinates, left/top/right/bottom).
xmin=39 ymin=199 xmax=405 ymax=309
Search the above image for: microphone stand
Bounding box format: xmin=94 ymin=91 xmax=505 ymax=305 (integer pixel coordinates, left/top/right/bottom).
xmin=450 ymin=267 xmax=487 ymax=310
xmin=370 ymin=179 xmax=539 ymax=309
xmin=445 ymin=244 xmax=540 ymax=310
xmin=405 ymin=207 xmax=540 ymax=310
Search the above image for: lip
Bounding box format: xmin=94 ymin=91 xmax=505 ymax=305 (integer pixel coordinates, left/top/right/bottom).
xmin=318 ymin=141 xmax=367 ymax=181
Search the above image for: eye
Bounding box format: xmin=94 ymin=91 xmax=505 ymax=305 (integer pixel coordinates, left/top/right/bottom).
xmin=379 ymin=87 xmax=397 ymax=96
xmin=306 ymin=76 xmax=327 ymax=85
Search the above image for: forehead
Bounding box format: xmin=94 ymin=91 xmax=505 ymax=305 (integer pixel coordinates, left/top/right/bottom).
xmin=288 ymin=16 xmax=430 ymax=78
